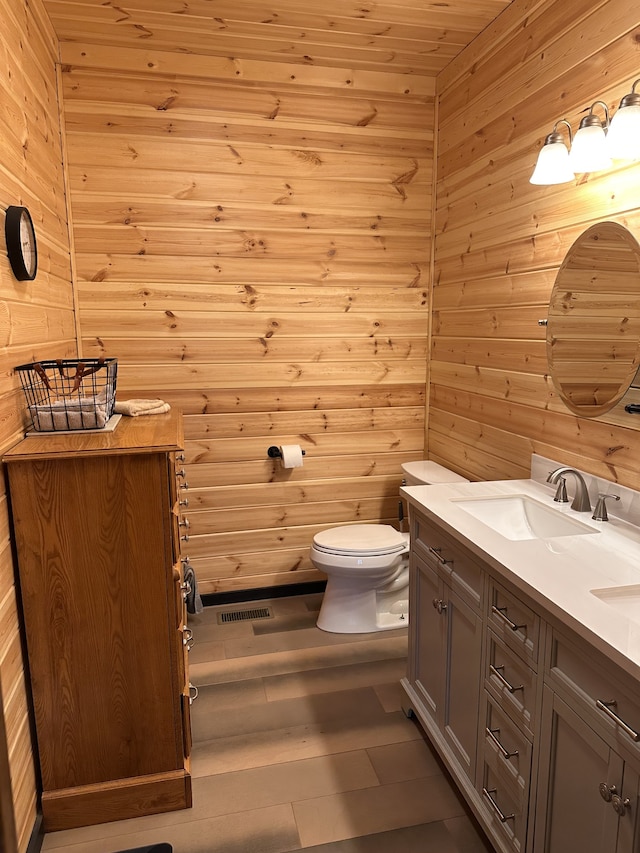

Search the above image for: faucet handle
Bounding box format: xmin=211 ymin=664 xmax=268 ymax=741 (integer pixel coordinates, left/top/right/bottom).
xmin=552 ymin=476 xmax=569 ymax=504
xmin=592 ymin=493 xmax=621 ymax=522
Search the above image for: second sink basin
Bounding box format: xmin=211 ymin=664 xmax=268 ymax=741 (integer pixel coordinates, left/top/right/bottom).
xmin=591 ymin=585 xmax=640 ymax=623
xmin=453 ymin=494 xmax=599 ymax=541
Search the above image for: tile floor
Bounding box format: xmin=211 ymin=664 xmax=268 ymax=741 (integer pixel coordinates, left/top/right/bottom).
xmin=41 ymin=593 xmax=493 ymax=853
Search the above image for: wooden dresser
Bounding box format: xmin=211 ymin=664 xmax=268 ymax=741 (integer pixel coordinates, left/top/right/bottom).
xmin=3 ymin=411 xmax=192 ymax=831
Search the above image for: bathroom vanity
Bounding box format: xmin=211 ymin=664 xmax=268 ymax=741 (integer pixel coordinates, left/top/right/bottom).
xmin=401 ymin=460 xmax=640 ymax=853
xmin=3 ymin=411 xmax=193 ymax=831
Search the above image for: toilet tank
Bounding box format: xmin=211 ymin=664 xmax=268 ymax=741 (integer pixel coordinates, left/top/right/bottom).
xmin=401 ymin=460 xmax=469 ymax=487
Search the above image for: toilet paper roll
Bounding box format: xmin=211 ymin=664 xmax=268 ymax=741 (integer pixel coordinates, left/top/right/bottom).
xmin=279 ymin=444 xmax=304 ymax=468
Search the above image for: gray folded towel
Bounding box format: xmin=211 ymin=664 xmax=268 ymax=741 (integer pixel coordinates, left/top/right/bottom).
xmin=183 ymin=563 xmax=203 ymax=615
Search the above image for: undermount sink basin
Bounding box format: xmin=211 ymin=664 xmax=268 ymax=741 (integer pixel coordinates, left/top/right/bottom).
xmin=591 ymin=585 xmax=640 ymax=623
xmin=453 ymin=494 xmax=599 ymax=541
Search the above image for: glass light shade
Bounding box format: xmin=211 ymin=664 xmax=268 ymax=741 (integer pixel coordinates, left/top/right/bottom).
xmin=568 ymin=124 xmax=612 ymax=173
xmin=530 ymin=141 xmax=575 ymax=185
xmin=607 ymin=104 xmax=640 ymax=160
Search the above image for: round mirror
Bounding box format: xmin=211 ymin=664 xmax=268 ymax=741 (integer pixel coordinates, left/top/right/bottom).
xmin=547 ymin=221 xmax=640 ymax=417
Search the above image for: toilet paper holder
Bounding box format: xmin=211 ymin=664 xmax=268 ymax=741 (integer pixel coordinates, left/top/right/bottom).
xmin=267 ymin=445 xmax=306 ymax=458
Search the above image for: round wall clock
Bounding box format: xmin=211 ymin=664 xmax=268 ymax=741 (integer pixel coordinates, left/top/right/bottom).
xmin=5 ymin=205 xmax=38 ymax=281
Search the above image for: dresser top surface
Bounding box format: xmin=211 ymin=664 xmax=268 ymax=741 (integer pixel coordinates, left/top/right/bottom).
xmin=3 ymin=409 xmax=183 ymax=461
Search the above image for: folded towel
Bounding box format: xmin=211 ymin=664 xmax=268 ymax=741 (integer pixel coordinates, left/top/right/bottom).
xmin=183 ymin=563 xmax=203 ymax=615
xmin=114 ymin=399 xmax=171 ymax=417
xmin=31 ymin=398 xmax=108 ymax=431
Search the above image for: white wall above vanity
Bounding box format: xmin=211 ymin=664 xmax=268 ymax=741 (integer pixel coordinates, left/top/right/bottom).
xmin=400 ymin=455 xmax=640 ymax=853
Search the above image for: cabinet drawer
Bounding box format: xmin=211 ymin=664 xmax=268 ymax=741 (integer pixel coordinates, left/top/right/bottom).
xmin=412 ymin=512 xmax=484 ymax=610
xmin=547 ymin=629 xmax=640 ymax=756
xmin=480 ymin=764 xmax=527 ymax=853
xmin=486 ymin=632 xmax=539 ymax=739
xmin=488 ymin=579 xmax=539 ymax=666
xmin=482 ymin=692 xmax=532 ymax=803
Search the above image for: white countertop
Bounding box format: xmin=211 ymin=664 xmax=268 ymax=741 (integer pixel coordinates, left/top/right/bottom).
xmin=401 ymin=476 xmax=640 ymax=680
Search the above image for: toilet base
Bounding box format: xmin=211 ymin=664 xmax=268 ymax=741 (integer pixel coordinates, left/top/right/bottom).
xmin=316 ymin=577 xmax=409 ymax=634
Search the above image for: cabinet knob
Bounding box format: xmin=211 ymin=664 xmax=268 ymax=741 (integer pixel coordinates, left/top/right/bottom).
xmin=179 ymin=482 xmax=189 ymax=491
xmin=612 ymin=793 xmax=631 ymax=817
xmin=599 ymin=782 xmax=616 ymax=802
xmin=179 ymin=497 xmax=189 ymax=507
xmin=188 ymin=683 xmax=199 ymax=704
xmin=432 ymin=598 xmax=447 ymax=614
xmin=176 ymin=453 xmax=186 ymax=462
xmin=179 ymin=518 xmax=190 ymax=529
xmin=176 ymin=468 xmax=187 ymax=479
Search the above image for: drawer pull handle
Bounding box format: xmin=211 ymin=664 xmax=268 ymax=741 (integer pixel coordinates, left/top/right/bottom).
xmin=492 ymin=605 xmax=526 ymax=633
xmin=179 ymin=580 xmax=192 ymax=594
xmin=176 ymin=468 xmax=187 ymax=479
xmin=490 ymin=664 xmax=523 ymax=693
xmin=176 ymin=453 xmax=186 ymax=462
xmin=181 ymin=533 xmax=190 ymax=542
xmin=179 ymin=497 xmax=189 ymax=507
xmin=188 ymin=684 xmax=198 ymax=704
xmin=179 ymin=482 xmax=189 ymax=491
xmin=486 ymin=727 xmax=519 ymax=760
xmin=428 ymin=546 xmax=453 ymax=567
xmin=596 ymin=699 xmax=640 ymax=742
xmin=482 ymin=788 xmax=515 ymax=823
xmin=179 ymin=518 xmax=190 ymax=529
xmin=432 ymin=598 xmax=447 ymax=614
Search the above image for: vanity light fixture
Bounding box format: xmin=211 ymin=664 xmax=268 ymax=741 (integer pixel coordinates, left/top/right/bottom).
xmin=606 ymin=78 xmax=640 ymax=161
xmin=530 ymin=77 xmax=640 ymax=184
xmin=568 ymin=101 xmax=612 ymax=174
xmin=529 ymin=119 xmax=574 ymax=185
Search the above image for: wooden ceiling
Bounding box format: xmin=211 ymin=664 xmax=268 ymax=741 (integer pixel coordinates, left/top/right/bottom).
xmin=43 ymin=0 xmax=513 ymax=77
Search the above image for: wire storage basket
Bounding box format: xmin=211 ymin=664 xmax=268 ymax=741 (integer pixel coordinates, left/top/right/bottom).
xmin=15 ymin=358 xmax=118 ymax=432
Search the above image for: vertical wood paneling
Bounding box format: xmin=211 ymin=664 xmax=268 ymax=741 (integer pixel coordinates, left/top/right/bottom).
xmin=59 ymin=47 xmax=433 ymax=594
xmin=0 ymin=0 xmax=76 ymax=849
xmin=431 ymin=0 xmax=640 ymax=489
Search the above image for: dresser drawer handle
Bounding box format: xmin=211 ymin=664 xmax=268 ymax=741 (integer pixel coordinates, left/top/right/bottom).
xmin=188 ymin=684 xmax=198 ymax=704
xmin=179 ymin=482 xmax=189 ymax=491
xmin=428 ymin=546 xmax=453 ymax=567
xmin=486 ymin=727 xmax=519 ymax=760
xmin=432 ymin=598 xmax=447 ymax=614
xmin=176 ymin=453 xmax=186 ymax=462
xmin=596 ymin=700 xmax=640 ymax=742
xmin=490 ymin=664 xmax=523 ymax=694
xmin=482 ymin=788 xmax=515 ymax=823
xmin=179 ymin=518 xmax=190 ymax=529
xmin=492 ymin=605 xmax=526 ymax=632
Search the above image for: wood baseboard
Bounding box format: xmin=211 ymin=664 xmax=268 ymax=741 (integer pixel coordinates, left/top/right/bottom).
xmin=41 ymin=770 xmax=192 ymax=832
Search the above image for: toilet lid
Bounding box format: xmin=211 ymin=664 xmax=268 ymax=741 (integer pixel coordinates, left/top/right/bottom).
xmin=313 ymin=524 xmax=407 ymax=556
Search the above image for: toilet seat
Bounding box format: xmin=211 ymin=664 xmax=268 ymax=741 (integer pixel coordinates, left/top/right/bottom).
xmin=312 ymin=524 xmax=407 ymax=557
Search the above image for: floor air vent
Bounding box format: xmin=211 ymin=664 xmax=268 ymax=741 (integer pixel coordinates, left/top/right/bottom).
xmin=217 ymin=606 xmax=273 ymax=624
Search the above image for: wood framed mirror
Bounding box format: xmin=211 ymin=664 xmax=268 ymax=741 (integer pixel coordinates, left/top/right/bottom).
xmin=547 ymin=221 xmax=640 ymax=417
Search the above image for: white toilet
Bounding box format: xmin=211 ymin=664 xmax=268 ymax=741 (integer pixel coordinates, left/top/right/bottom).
xmin=311 ymin=461 xmax=469 ymax=633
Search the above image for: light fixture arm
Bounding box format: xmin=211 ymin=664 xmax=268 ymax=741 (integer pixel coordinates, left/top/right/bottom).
xmin=578 ymin=100 xmax=610 ymax=130
xmin=544 ymin=118 xmax=573 ymax=146
xmin=618 ymin=78 xmax=640 ymax=110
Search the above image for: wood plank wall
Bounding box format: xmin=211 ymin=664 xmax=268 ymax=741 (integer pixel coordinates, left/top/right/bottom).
xmin=58 ymin=46 xmax=433 ymax=594
xmin=0 ymin=1 xmax=76 ymax=850
xmin=430 ymin=0 xmax=640 ymax=490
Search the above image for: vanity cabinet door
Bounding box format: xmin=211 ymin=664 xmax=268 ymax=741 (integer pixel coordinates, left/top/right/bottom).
xmin=534 ymin=686 xmax=639 ymax=853
xmin=411 ymin=552 xmax=483 ymax=782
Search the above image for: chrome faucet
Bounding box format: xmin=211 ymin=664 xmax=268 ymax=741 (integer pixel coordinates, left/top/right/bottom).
xmin=546 ymin=467 xmax=592 ymax=512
